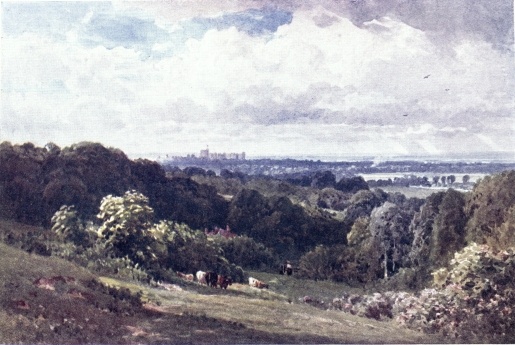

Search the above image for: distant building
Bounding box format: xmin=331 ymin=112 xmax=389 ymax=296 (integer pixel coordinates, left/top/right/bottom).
xmin=200 ymin=148 xmax=209 ymax=159
xmin=168 ymin=147 xmax=245 ymax=161
xmin=199 ymin=147 xmax=245 ymax=160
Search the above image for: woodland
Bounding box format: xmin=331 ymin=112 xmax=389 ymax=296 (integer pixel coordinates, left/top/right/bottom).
xmin=0 ymin=141 xmax=514 ymax=343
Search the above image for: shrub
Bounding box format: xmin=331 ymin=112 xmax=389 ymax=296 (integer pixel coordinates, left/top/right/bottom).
xmin=211 ymin=235 xmax=277 ymax=271
xmin=51 ymin=205 xmax=96 ymax=246
xmin=297 ymin=245 xmax=347 ymax=281
xmin=96 ymin=191 xmax=157 ymax=267
xmin=408 ymin=243 xmax=515 ymax=342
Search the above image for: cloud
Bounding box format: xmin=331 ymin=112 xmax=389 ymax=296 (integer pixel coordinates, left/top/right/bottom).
xmin=1 ymin=2 xmax=513 ymax=158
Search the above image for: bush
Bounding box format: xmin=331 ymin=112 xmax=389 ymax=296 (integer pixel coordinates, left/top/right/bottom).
xmin=96 ymin=191 xmax=158 ymax=267
xmin=51 ymin=205 xmax=96 ymax=246
xmin=297 ymin=245 xmax=347 ymax=281
xmin=211 ymin=235 xmax=277 ymax=271
xmin=406 ymin=243 xmax=515 ymax=342
xmin=329 ymin=243 xmax=515 ymax=342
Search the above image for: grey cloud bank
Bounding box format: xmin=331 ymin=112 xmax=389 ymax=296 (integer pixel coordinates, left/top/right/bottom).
xmin=1 ymin=1 xmax=513 ymax=160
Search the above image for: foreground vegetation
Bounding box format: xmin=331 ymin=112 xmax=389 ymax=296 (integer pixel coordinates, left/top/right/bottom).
xmin=0 ymin=239 xmax=436 ymax=344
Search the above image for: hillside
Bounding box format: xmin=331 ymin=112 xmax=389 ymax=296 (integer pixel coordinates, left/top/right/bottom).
xmin=0 ymin=235 xmax=435 ymax=344
xmin=1 ymin=141 xmax=514 ymax=343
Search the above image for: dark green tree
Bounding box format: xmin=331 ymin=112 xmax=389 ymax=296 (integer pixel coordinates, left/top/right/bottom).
xmin=429 ymin=189 xmax=467 ymax=268
xmin=465 ymin=171 xmax=515 ymax=250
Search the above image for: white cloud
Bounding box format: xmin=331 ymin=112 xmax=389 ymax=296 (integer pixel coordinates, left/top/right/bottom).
xmin=1 ymin=4 xmax=513 ymax=158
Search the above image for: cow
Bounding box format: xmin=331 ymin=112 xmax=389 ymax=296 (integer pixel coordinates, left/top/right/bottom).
xmin=255 ymin=280 xmax=269 ymax=289
xmin=176 ymin=272 xmax=194 ymax=281
xmin=205 ymin=272 xmax=218 ymax=288
xmin=196 ymin=271 xmax=207 ymax=285
xmin=217 ymin=275 xmax=232 ymax=290
xmin=248 ymin=277 xmax=269 ymax=289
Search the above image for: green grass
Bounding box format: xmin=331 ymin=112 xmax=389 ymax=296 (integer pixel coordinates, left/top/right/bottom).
xmin=0 ymin=221 xmax=441 ymax=344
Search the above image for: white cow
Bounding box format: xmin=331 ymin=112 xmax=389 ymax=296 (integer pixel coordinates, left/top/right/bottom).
xmin=248 ymin=277 xmax=258 ymax=286
xmin=249 ymin=277 xmax=269 ymax=289
xmin=196 ymin=270 xmax=207 ymax=285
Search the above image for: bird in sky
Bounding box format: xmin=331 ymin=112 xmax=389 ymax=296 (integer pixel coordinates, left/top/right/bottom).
xmin=424 ymin=74 xmax=431 ymax=79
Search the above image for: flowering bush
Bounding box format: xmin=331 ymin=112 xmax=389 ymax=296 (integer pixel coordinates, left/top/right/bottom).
xmin=330 ymin=243 xmax=515 ymax=342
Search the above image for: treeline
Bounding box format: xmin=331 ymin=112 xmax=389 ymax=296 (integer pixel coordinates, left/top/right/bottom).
xmin=0 ymin=141 xmax=227 ymax=228
xmin=165 ymin=156 xmax=514 ymax=176
xmin=0 ymin=142 xmax=356 ymax=260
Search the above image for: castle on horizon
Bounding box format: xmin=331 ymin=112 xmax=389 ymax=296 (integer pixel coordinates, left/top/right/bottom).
xmin=199 ymin=146 xmax=245 ymax=160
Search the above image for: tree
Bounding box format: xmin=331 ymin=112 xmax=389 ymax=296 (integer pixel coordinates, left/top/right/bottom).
xmin=462 ymin=175 xmax=471 ymax=184
xmin=51 ymin=205 xmax=94 ymax=245
xmin=96 ymin=190 xmax=155 ymax=265
xmin=335 ymin=176 xmax=369 ymax=194
xmin=44 ymin=142 xmax=61 ymax=155
xmin=432 ymin=176 xmax=440 ymax=186
xmin=430 ymin=189 xmax=467 ymax=268
xmin=465 ymin=171 xmax=515 ymax=249
xmin=447 ymin=175 xmax=456 ymax=184
xmin=440 ymin=176 xmax=447 ymax=186
xmin=343 ymin=189 xmax=386 ymax=224
xmin=405 ymin=191 xmax=446 ymax=288
xmin=368 ymin=202 xmax=413 ymax=279
xmin=311 ymin=170 xmax=336 ymax=189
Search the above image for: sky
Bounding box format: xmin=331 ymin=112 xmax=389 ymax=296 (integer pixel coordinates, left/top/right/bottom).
xmin=1 ymin=0 xmax=514 ymax=160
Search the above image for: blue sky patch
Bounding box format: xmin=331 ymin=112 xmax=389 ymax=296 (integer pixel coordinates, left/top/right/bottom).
xmin=191 ymin=7 xmax=293 ymax=36
xmin=81 ymin=13 xmax=170 ymax=51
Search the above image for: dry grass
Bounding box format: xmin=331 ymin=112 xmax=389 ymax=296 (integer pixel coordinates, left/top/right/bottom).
xmin=0 ymin=222 xmax=440 ymax=344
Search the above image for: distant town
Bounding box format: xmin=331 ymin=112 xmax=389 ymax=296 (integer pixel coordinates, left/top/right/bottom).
xmin=170 ymin=147 xmax=246 ymax=161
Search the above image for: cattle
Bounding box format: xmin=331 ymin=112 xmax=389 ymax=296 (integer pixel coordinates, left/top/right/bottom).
xmin=176 ymin=272 xmax=194 ymax=281
xmin=196 ymin=271 xmax=207 ymax=285
xmin=248 ymin=277 xmax=269 ymax=289
xmin=205 ymin=272 xmax=218 ymax=288
xmin=217 ymin=275 xmax=232 ymax=290
xmin=255 ymin=280 xmax=269 ymax=289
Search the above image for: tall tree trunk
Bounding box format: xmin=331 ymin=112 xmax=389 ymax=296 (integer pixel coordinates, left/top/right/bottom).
xmin=384 ymin=247 xmax=388 ymax=279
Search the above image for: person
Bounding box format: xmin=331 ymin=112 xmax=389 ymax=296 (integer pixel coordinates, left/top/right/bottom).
xmin=280 ymin=260 xmax=293 ymax=275
xmin=286 ymin=261 xmax=293 ymax=276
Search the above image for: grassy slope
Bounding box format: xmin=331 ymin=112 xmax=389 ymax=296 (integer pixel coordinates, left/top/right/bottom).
xmin=0 ymin=221 xmax=438 ymax=344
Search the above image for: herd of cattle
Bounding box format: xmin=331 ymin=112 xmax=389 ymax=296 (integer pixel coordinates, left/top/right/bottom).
xmin=176 ymin=271 xmax=270 ymax=290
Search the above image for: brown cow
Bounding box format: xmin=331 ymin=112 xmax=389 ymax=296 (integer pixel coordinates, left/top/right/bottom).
xmin=217 ymin=275 xmax=232 ymax=289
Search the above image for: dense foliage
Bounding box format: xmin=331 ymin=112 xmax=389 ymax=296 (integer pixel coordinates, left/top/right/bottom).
xmin=227 ymin=189 xmax=347 ymax=256
xmin=465 ymin=170 xmax=515 ymax=250
xmin=0 ymin=141 xmax=228 ymax=229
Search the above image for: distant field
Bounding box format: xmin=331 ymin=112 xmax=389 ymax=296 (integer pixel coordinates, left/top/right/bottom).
xmin=360 ymin=172 xmax=487 ymax=183
xmin=375 ymin=186 xmax=442 ymax=198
